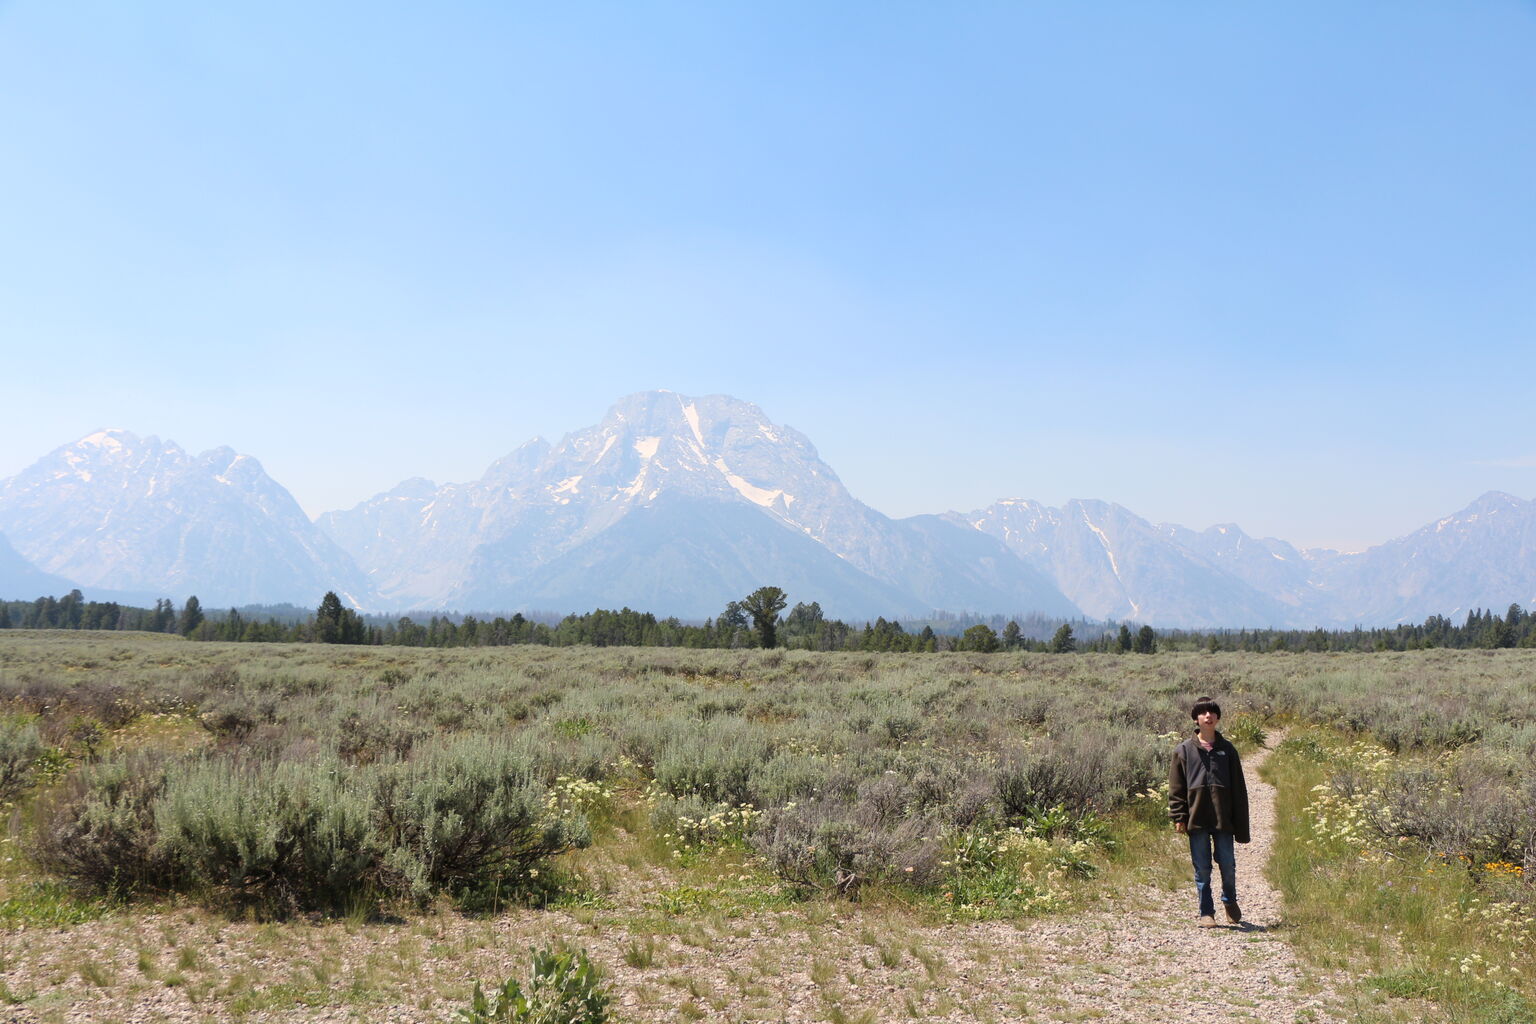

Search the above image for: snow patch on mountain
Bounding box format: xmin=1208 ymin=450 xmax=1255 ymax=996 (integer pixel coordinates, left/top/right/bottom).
xmin=681 ymin=400 xmax=705 ymax=448
xmin=713 ymin=459 xmax=783 ymax=508
xmin=79 ymin=430 xmax=129 ymax=450
xmin=1081 ymin=513 xmax=1121 ymax=578
xmin=621 ymin=469 xmax=648 ymax=499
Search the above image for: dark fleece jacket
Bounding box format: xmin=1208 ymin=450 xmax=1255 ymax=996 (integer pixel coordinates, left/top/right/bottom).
xmin=1168 ymin=731 xmax=1250 ymax=844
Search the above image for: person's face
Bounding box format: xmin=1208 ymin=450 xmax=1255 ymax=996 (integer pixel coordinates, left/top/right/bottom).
xmin=1196 ymin=709 xmax=1220 ymax=733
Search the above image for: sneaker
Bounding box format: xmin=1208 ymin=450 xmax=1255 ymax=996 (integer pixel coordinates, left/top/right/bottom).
xmin=1198 ymin=915 xmax=1218 ymax=928
xmin=1225 ymin=902 xmax=1242 ymax=924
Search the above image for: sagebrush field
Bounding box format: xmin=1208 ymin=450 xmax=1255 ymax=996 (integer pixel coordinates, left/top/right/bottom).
xmin=2 ymin=632 xmax=1533 ymax=1022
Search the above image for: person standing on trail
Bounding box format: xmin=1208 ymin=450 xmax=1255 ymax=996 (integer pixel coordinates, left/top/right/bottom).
xmin=1168 ymin=696 xmax=1250 ymax=927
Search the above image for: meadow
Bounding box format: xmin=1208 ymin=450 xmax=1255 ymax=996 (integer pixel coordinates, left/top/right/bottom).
xmin=1 ymin=632 xmax=1533 ymax=1022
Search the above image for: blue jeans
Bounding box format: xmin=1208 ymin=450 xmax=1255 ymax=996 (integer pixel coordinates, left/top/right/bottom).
xmin=1187 ymin=828 xmax=1237 ymax=917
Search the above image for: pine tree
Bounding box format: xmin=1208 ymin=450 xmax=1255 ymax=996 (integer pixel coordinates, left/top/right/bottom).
xmin=178 ymin=596 xmax=204 ymax=636
xmin=1001 ymin=620 xmax=1022 ymax=650
xmin=315 ymin=591 xmax=345 ymax=643
xmin=1049 ymin=623 xmax=1076 ymax=653
xmin=60 ymin=589 xmax=84 ymax=628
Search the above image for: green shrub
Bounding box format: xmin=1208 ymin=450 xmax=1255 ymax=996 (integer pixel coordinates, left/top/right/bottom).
xmin=649 ymin=791 xmax=758 ymax=852
xmin=31 ymin=752 xmax=180 ymax=892
xmin=457 ymin=946 xmax=610 ymax=1024
xmin=1346 ymin=752 xmax=1536 ymax=866
xmin=651 ymin=723 xmax=770 ymax=805
xmin=1222 ymin=716 xmax=1267 ymax=749
xmin=332 ymin=701 xmax=417 ymax=765
xmin=752 ymin=773 xmax=944 ymax=896
xmin=0 ymin=717 xmax=44 ymax=801
xmin=374 ymin=736 xmax=590 ymax=904
xmin=153 ymin=757 xmax=378 ymax=914
xmin=996 ymin=731 xmax=1162 ymax=818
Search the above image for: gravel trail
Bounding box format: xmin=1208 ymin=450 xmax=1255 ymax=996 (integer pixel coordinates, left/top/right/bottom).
xmin=947 ymin=733 xmax=1348 ymax=1023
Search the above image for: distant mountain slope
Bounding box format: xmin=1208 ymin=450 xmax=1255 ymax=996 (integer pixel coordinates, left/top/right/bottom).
xmin=1312 ymin=491 xmax=1536 ymax=624
xmin=0 ymin=431 xmax=372 ymax=607
xmin=954 ymin=498 xmax=1312 ymax=627
xmin=1158 ymin=522 xmax=1322 ymax=614
xmin=4 ymin=403 xmax=1534 ymax=627
xmin=324 ymin=391 xmax=1080 ymax=617
xmin=892 ymin=515 xmax=1079 ymax=618
xmin=0 ymin=531 xmax=77 ymax=601
xmin=452 ymin=493 xmax=921 ymax=618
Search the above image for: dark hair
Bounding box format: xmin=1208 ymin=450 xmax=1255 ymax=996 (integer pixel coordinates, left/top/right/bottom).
xmin=1190 ymin=696 xmax=1222 ymax=721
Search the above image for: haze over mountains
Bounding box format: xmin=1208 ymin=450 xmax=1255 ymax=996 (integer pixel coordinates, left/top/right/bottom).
xmin=1 ymin=391 xmax=1532 ymax=628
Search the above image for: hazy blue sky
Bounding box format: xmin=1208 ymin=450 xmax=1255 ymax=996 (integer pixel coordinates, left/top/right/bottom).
xmin=3 ymin=2 xmax=1533 ymax=552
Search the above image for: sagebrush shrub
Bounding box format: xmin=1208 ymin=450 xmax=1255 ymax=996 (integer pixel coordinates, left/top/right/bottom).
xmin=153 ymin=757 xmax=379 ymax=914
xmin=333 ymin=701 xmax=416 ymax=764
xmin=651 ymin=723 xmax=770 ymax=805
xmin=747 ymin=749 xmax=826 ymax=807
xmin=196 ymin=690 xmax=277 ymax=740
xmin=1356 ymin=755 xmax=1536 ymax=865
xmin=996 ymin=730 xmax=1162 ymax=818
xmin=31 ymin=752 xmax=180 ymax=892
xmin=41 ymin=737 xmax=586 ymax=914
xmin=752 ymin=769 xmax=946 ymax=895
xmin=375 ymin=736 xmax=590 ymax=904
xmin=0 ymin=717 xmax=44 ymax=801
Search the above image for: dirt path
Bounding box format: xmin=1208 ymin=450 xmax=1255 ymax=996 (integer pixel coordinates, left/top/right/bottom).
xmin=942 ymin=733 xmax=1346 ymax=1023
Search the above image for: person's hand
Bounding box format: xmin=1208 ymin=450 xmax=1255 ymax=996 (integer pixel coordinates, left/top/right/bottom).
xmin=1173 ymin=821 xmax=1187 ymax=834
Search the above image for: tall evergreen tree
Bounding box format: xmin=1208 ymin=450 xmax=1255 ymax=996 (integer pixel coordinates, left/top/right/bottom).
xmin=178 ymin=595 xmax=204 ymax=636
xmin=1001 ymin=620 xmax=1022 ymax=650
xmin=781 ymin=601 xmax=824 ymax=646
xmin=1049 ymin=623 xmax=1076 ymax=653
xmin=918 ymin=625 xmax=937 ymax=652
xmin=315 ymin=591 xmax=345 ymax=643
xmin=59 ymin=589 xmax=84 ymax=628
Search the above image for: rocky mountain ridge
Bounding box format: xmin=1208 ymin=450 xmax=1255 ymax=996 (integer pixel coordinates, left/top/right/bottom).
xmin=0 ymin=430 xmax=371 ymax=608
xmin=2 ymin=395 xmax=1532 ymax=627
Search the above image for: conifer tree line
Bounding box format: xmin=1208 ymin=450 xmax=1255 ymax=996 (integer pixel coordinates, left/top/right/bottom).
xmin=5 ymin=587 xmax=1536 ymax=653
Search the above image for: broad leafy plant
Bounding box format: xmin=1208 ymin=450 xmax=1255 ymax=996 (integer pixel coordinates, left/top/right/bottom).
xmin=456 ymin=946 xmax=610 ymax=1024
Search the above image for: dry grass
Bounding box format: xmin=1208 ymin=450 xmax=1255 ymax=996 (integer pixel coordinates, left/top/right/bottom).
xmin=3 ymin=634 xmax=1536 ymax=1021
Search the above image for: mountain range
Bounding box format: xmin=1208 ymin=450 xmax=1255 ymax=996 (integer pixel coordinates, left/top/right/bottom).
xmin=2 ymin=391 xmax=1532 ymax=628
